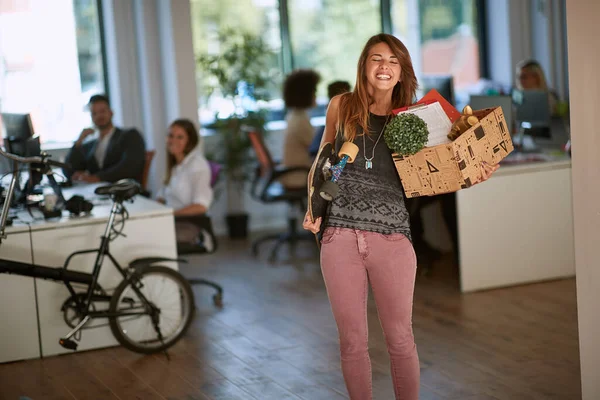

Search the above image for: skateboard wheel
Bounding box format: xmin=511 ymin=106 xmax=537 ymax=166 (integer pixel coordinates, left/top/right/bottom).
xmin=319 ymin=180 xmax=339 ymax=201
xmin=339 ymin=142 xmax=360 ymax=163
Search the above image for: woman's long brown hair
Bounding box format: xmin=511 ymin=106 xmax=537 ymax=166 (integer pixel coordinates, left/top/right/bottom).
xmin=164 ymin=119 xmax=200 ymax=184
xmin=338 ymin=34 xmax=418 ymax=141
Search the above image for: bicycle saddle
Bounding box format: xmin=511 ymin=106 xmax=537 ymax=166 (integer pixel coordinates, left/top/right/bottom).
xmin=95 ymin=179 xmax=141 ymax=201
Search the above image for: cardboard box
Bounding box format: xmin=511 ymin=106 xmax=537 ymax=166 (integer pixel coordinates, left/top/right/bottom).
xmin=392 ymin=106 xmax=514 ymax=198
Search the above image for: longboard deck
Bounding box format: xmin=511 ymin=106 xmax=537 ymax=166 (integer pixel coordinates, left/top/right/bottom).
xmin=307 ymin=142 xmax=335 ymax=246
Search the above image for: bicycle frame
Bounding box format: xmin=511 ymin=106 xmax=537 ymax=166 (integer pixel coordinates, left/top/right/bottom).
xmin=0 ymin=147 xmax=191 ymax=354
xmin=0 ymin=197 xmax=151 ymax=316
xmin=0 ymin=159 xmax=20 ymax=240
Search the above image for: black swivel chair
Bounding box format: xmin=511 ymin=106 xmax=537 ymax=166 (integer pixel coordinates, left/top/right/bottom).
xmin=175 ymin=161 xmax=223 ymax=306
xmin=246 ymin=128 xmax=314 ymax=262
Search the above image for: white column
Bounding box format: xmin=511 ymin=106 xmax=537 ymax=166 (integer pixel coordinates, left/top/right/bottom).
xmin=508 ymin=0 xmax=532 ymax=75
xmin=551 ymin=0 xmax=568 ymax=99
xmin=100 ymin=0 xmax=199 ymax=193
xmin=484 ymin=0 xmax=533 ymax=88
xmin=100 ymin=0 xmax=143 ymax=129
xmin=566 ymin=0 xmax=600 ymax=398
xmin=530 ymin=0 xmax=551 ymax=76
xmin=132 ymin=0 xmax=168 ymax=193
xmin=156 ymin=0 xmax=200 ymax=127
xmin=485 ymin=0 xmax=512 ymax=86
xmin=404 ymin=0 xmax=422 ymax=79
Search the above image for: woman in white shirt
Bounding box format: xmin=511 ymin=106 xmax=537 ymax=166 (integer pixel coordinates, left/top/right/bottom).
xmin=157 ymin=119 xmax=213 ymax=242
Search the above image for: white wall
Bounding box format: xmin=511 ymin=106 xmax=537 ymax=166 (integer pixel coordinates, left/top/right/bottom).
xmin=566 ymin=1 xmax=600 ymax=397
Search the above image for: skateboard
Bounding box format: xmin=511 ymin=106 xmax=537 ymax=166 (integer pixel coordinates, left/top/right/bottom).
xmin=307 ymin=141 xmax=359 ymax=246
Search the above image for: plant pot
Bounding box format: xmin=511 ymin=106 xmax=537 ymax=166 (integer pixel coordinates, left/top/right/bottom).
xmin=226 ymin=213 xmax=249 ymax=239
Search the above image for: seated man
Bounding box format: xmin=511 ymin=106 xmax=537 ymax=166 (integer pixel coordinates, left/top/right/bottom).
xmin=65 ymin=94 xmax=146 ymax=183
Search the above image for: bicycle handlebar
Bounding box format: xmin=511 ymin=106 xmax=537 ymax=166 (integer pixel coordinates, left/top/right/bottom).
xmin=45 ymin=158 xmax=71 ymax=171
xmin=0 ymin=147 xmax=43 ymax=165
xmin=0 ymin=146 xmax=72 ymax=243
xmin=0 ymin=147 xmax=71 ymax=170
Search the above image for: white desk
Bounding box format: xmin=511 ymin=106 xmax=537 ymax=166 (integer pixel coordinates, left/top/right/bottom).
xmin=0 ymin=225 xmax=41 ymax=363
xmin=0 ymin=183 xmax=177 ymax=362
xmin=457 ymin=154 xmax=574 ymax=292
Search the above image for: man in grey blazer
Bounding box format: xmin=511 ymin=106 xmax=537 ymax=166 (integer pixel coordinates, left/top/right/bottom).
xmin=65 ymin=95 xmax=146 ymax=183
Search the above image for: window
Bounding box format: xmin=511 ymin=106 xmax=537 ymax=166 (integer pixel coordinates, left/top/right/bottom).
xmin=288 ymin=0 xmax=381 ymax=103
xmin=0 ymin=0 xmax=106 ymax=146
xmin=191 ymin=0 xmax=485 ymax=126
xmin=392 ymin=0 xmax=482 ymax=107
xmin=190 ymin=0 xmax=283 ymax=126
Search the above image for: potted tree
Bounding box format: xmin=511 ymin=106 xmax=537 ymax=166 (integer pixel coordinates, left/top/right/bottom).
xmin=197 ymin=29 xmax=279 ymax=239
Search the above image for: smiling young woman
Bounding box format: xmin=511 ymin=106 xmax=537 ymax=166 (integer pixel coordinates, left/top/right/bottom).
xmin=302 ymin=33 xmax=498 ymax=400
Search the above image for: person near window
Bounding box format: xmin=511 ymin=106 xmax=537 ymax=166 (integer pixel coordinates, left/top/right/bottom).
xmin=157 ymin=119 xmax=213 ymax=243
xmin=302 ymin=33 xmax=499 ymax=400
xmin=515 ymin=59 xmax=559 ymax=115
xmin=280 ymin=69 xmax=321 ymax=189
xmin=309 ymin=80 xmax=352 ymax=158
xmin=65 ymin=94 xmax=146 ymax=183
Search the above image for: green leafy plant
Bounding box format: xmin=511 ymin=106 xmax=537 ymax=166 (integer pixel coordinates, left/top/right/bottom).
xmin=196 ymin=29 xmax=279 ymax=184
xmin=384 ymin=113 xmax=429 ymax=156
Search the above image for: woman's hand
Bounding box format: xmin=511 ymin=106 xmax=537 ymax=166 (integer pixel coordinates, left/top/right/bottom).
xmin=302 ymin=210 xmax=321 ymax=234
xmin=474 ymin=161 xmax=500 ymax=184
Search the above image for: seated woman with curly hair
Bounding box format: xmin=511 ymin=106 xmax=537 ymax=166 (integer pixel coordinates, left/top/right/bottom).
xmin=280 ymin=69 xmax=321 ymax=189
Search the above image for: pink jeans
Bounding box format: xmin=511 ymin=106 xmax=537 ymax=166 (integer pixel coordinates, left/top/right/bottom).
xmin=320 ymin=227 xmax=419 ymax=400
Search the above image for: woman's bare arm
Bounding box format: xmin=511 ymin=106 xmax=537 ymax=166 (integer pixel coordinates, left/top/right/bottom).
xmin=320 ymin=95 xmax=342 ymax=146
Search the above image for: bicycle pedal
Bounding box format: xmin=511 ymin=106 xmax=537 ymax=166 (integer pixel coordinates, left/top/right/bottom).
xmin=59 ymin=338 xmax=78 ymax=350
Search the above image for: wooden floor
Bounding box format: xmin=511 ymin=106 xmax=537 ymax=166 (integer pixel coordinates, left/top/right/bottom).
xmin=0 ymin=236 xmax=581 ymax=400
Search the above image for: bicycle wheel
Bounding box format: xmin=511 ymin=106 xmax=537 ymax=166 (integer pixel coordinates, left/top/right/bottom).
xmin=109 ymin=265 xmax=195 ymax=354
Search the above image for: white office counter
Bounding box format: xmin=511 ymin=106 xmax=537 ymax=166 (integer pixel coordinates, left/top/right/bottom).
xmin=0 ymin=225 xmax=41 ymax=363
xmin=0 ymin=183 xmax=177 ymax=362
xmin=457 ymin=154 xmax=574 ymax=292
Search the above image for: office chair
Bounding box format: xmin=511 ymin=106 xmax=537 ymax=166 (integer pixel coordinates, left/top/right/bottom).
xmin=175 ymin=160 xmax=223 ymax=306
xmin=141 ymin=150 xmax=155 ymax=190
xmin=140 ymin=150 xmax=155 ymax=197
xmin=246 ymin=128 xmax=314 ymax=262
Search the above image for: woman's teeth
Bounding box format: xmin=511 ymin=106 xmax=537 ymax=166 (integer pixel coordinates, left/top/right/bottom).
xmin=376 ymin=74 xmax=391 ymax=80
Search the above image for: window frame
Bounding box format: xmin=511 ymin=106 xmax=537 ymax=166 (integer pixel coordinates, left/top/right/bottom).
xmin=96 ymin=0 xmax=111 ymax=101
xmin=278 ymin=0 xmax=488 ymax=79
xmin=192 ymin=0 xmax=489 ymax=127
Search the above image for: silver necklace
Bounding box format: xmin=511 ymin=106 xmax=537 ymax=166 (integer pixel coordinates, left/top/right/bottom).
xmin=362 ymin=115 xmax=390 ymax=169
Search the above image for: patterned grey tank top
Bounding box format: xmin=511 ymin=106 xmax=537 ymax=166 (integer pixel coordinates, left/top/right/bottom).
xmin=324 ymin=113 xmax=412 ymax=241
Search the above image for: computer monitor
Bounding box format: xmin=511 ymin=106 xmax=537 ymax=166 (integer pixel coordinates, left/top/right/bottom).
xmin=469 ymin=95 xmax=514 ymax=133
xmin=1 ymin=113 xmax=36 ymax=156
xmin=512 ymin=89 xmax=553 ymax=140
xmin=5 ymin=135 xmax=41 ymax=157
xmin=512 ymin=89 xmax=552 ymax=128
xmin=1 ymin=113 xmax=34 ymax=141
xmin=419 ymin=75 xmax=455 ymax=106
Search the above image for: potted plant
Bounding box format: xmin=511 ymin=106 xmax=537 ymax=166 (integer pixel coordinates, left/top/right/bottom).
xmin=196 ymin=29 xmax=279 ymax=239
xmin=384 ymin=113 xmax=429 ymax=157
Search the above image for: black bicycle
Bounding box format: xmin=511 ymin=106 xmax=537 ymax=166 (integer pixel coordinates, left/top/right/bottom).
xmin=0 ymin=148 xmax=195 ymax=355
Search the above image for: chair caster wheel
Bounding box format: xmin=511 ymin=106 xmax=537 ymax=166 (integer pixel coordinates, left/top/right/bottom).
xmin=213 ymin=293 xmax=223 ymax=307
xmin=251 ymin=244 xmax=260 ymax=257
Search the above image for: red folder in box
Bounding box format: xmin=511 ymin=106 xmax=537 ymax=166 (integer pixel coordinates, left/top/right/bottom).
xmin=392 ymin=89 xmax=461 ymax=123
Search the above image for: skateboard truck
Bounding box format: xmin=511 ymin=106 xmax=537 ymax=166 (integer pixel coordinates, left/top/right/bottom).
xmin=319 ymin=142 xmax=359 ymax=201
